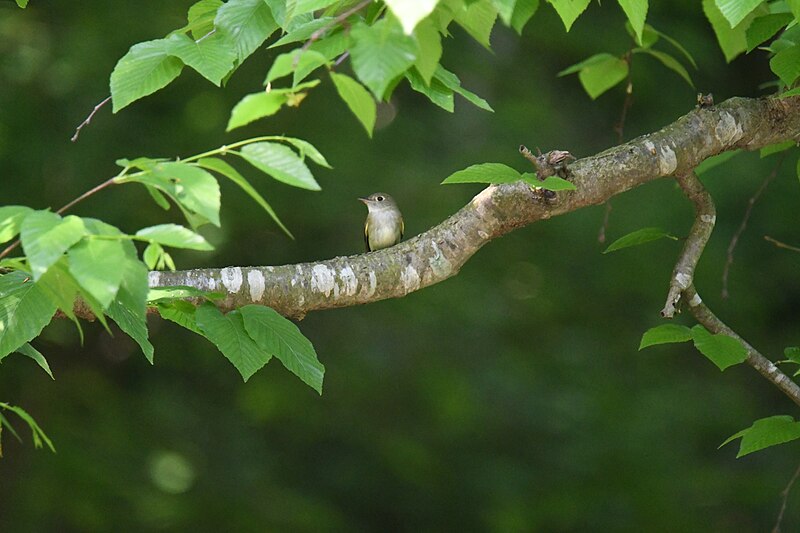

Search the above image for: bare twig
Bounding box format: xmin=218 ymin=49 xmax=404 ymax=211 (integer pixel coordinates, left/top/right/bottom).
xmin=661 ymin=171 xmax=716 ymax=318
xmin=773 ymin=462 xmax=800 ymax=533
xmin=765 ymin=235 xmax=800 ymax=253
xmin=722 ymin=155 xmax=786 ymax=299
xmin=70 ymin=96 xmax=112 ymax=142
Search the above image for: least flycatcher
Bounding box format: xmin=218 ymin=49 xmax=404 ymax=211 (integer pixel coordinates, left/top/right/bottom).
xmin=358 ymin=192 xmax=404 ymax=252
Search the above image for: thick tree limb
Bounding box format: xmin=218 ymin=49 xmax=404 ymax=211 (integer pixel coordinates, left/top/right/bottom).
xmin=149 ymin=96 xmax=800 ymax=318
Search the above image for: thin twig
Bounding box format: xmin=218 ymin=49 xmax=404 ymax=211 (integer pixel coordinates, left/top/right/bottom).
xmin=773 ymin=462 xmax=800 ymax=533
xmin=71 ymin=96 xmax=112 ymax=142
xmin=765 ymin=235 xmax=800 ymax=253
xmin=722 ymin=154 xmax=786 ymax=299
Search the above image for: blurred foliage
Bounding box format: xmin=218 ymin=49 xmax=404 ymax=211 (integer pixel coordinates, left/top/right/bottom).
xmin=2 ymin=1 xmax=800 ymax=531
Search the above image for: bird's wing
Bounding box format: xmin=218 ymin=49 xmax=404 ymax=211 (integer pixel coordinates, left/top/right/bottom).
xmin=364 ymin=218 xmax=371 ymax=252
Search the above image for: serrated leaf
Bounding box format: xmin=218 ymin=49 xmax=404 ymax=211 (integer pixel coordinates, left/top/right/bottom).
xmin=287 ymin=0 xmax=339 ymax=18
xmin=350 ymin=19 xmax=419 ymax=99
xmin=442 ymin=163 xmax=521 ymax=184
xmin=618 ymin=0 xmax=648 ymax=44
xmin=265 ymin=49 xmax=329 ymax=87
xmin=633 ymin=48 xmax=694 ymax=88
xmin=158 ymin=301 xmax=203 ymax=335
xmin=107 ymin=260 xmax=153 ymax=363
xmin=227 ymin=91 xmax=290 ymax=130
xmin=241 ymin=305 xmax=324 ymax=393
xmin=36 ymin=259 xmax=83 ymax=337
xmin=110 ymin=39 xmax=184 ymax=113
xmin=385 ymin=0 xmax=440 ymax=34
xmin=186 ymin=0 xmax=223 ymax=39
xmin=329 ymin=72 xmax=377 ymax=137
xmin=746 ymin=13 xmax=793 ymax=52
xmin=239 ymin=142 xmax=320 ymax=190
xmin=215 ymin=0 xmax=278 ymax=62
xmin=434 ymin=65 xmax=494 ymax=111
xmin=639 ymin=324 xmax=693 ymax=349
xmin=413 ymin=18 xmax=443 ymax=84
xmin=715 ymin=0 xmax=763 ymax=28
xmin=164 ymin=32 xmax=236 ymax=86
xmin=691 ymin=325 xmax=748 ymax=371
xmin=603 ymin=227 xmax=678 ymax=253
xmin=577 ymin=55 xmax=629 ymax=99
xmin=406 ymin=68 xmax=455 ymax=111
xmin=136 ymin=224 xmax=213 ymax=251
xmin=67 ymin=237 xmax=126 ymax=310
xmin=511 ymin=0 xmax=539 ymax=34
xmin=703 ymin=0 xmax=749 ymax=62
xmin=547 ymin=0 xmax=591 ymax=31
xmin=455 ymin=0 xmax=498 ymax=48
xmin=0 ymin=206 xmax=32 ymax=244
xmin=720 ymin=415 xmax=800 ymax=457
xmin=14 ymin=343 xmax=54 ymax=379
xmin=196 ymin=303 xmax=271 ymax=382
xmin=0 ymin=272 xmax=57 ymax=360
xmin=196 ymin=157 xmax=292 ymax=237
xmin=695 ymin=150 xmax=742 ymax=174
xmin=771 ymin=43 xmax=800 ymax=85
xmin=20 ymin=211 xmax=87 ymax=280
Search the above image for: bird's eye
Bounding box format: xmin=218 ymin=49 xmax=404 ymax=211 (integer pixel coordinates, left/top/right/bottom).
xmin=376 ymin=196 xmax=384 ymax=202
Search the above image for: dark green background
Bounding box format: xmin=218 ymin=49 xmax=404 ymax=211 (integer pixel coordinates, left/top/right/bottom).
xmin=2 ymin=1 xmax=800 ymax=530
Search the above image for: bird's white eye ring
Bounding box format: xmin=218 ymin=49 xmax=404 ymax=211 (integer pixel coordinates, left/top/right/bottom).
xmin=376 ymin=196 xmax=384 ymax=201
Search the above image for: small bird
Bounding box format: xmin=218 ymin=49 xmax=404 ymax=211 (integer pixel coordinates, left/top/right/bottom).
xmin=359 ymin=192 xmax=404 ymax=252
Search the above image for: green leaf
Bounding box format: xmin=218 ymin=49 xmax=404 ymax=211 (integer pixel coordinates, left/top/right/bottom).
xmin=110 ymin=39 xmax=185 ymax=113
xmin=0 ymin=272 xmax=57 ymax=360
xmin=269 ymin=17 xmax=335 ymax=48
xmin=195 ymin=303 xmax=271 ymax=382
xmin=68 ymin=237 xmax=126 ymax=310
xmin=0 ymin=402 xmax=55 ymax=452
xmin=145 ymin=184 xmax=172 ymax=210
xmin=0 ymin=205 xmax=32 ymax=244
xmin=196 ymin=157 xmax=292 ymax=237
xmin=164 ymin=32 xmax=236 ymax=86
xmin=239 ymin=142 xmax=320 ymax=190
xmin=14 ymin=343 xmax=54 ymax=379
xmin=279 ymin=137 xmax=331 ymax=169
xmin=434 ymin=65 xmax=494 ymax=111
xmin=158 ymin=301 xmax=203 ymax=335
xmin=639 ymin=324 xmax=693 ymax=349
xmin=703 ymin=0 xmax=749 ymax=62
xmin=695 ymin=150 xmax=742 ymax=174
xmin=547 ymin=0 xmax=591 ymax=31
xmin=385 ymin=0 xmax=441 ymax=34
xmin=136 ymin=224 xmax=213 ymax=251
xmin=746 ymin=13 xmax=793 ymax=52
xmin=413 ymin=18 xmax=443 ymax=84
xmin=406 ymin=68 xmax=455 ymax=111
xmin=784 ymin=346 xmax=800 ymax=364
xmin=577 ymin=55 xmax=629 ymax=99
xmin=720 ymin=415 xmax=800 ymax=457
xmin=215 ymin=0 xmax=279 ymax=62
xmin=760 ymin=140 xmax=795 ymax=157
xmin=107 ymin=260 xmax=153 ymax=363
xmin=20 ymin=211 xmax=87 ymax=280
xmin=633 ymin=48 xmax=694 ymax=88
xmin=627 ymin=22 xmax=659 ymax=48
xmin=265 ymin=49 xmax=329 ymax=87
xmin=558 ymin=53 xmax=620 ymax=76
xmin=771 ymin=43 xmax=800 ymax=86
xmin=186 ymin=0 xmax=223 ymax=39
xmin=329 ymin=72 xmax=377 ymax=137
xmin=603 ymin=227 xmax=678 ymax=254
xmin=715 ymin=0 xmax=764 ymax=28
xmin=455 ymin=0 xmax=498 ymax=48
xmin=493 ymin=0 xmax=516 ymax=26
xmin=691 ymin=325 xmax=748 ymax=371
xmin=652 ymin=26 xmax=698 ymax=68
xmin=227 ymin=91 xmax=290 ymax=130
xmin=511 ymin=0 xmax=540 ymax=34
xmin=286 ymin=0 xmax=339 ymax=18
xmin=350 ymin=19 xmax=419 ymax=99
xmin=36 ymin=259 xmax=83 ymax=334
xmin=241 ymin=305 xmax=324 ymax=394
xmin=15 ymin=0 xmax=29 ymax=7
xmin=148 ymin=285 xmax=222 ymax=303
xmin=521 ymin=174 xmax=577 ymax=190
xmin=442 ymin=163 xmax=521 ymax=184
xmin=618 ymin=0 xmax=648 ymax=44
xmin=143 ymin=242 xmax=162 ymax=270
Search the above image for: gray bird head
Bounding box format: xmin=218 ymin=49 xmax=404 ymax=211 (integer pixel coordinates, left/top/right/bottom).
xmin=358 ymin=192 xmax=398 ymax=212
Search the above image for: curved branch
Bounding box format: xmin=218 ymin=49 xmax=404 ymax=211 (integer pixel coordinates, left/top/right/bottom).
xmin=148 ymin=96 xmax=800 ymax=317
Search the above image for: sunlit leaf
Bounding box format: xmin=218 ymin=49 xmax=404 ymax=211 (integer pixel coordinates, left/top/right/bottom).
xmin=350 ymin=19 xmax=419 ymax=99
xmin=714 ymin=0 xmax=763 ymax=28
xmin=0 ymin=272 xmax=57 ymax=360
xmin=110 ymin=39 xmax=184 ymax=112
xmin=20 ymin=211 xmax=87 ymax=281
xmin=215 ymin=0 xmax=278 ymax=62
xmin=330 ymin=72 xmax=377 ymax=137
xmin=164 ymin=32 xmax=236 ymax=86
xmin=547 ymin=0 xmax=591 ymax=31
xmin=720 ymin=415 xmax=800 ymax=457
xmin=618 ymin=0 xmax=648 ymax=44
xmin=239 ymin=142 xmax=320 ymax=190
xmin=442 ymin=163 xmax=521 ymax=184
xmin=0 ymin=206 xmax=32 ymax=244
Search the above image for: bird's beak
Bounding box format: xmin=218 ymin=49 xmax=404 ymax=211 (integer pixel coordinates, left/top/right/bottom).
xmin=358 ymin=197 xmax=369 ymax=204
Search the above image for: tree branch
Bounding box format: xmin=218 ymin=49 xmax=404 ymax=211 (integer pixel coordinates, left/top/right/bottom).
xmin=146 ymin=96 xmax=800 ymax=318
